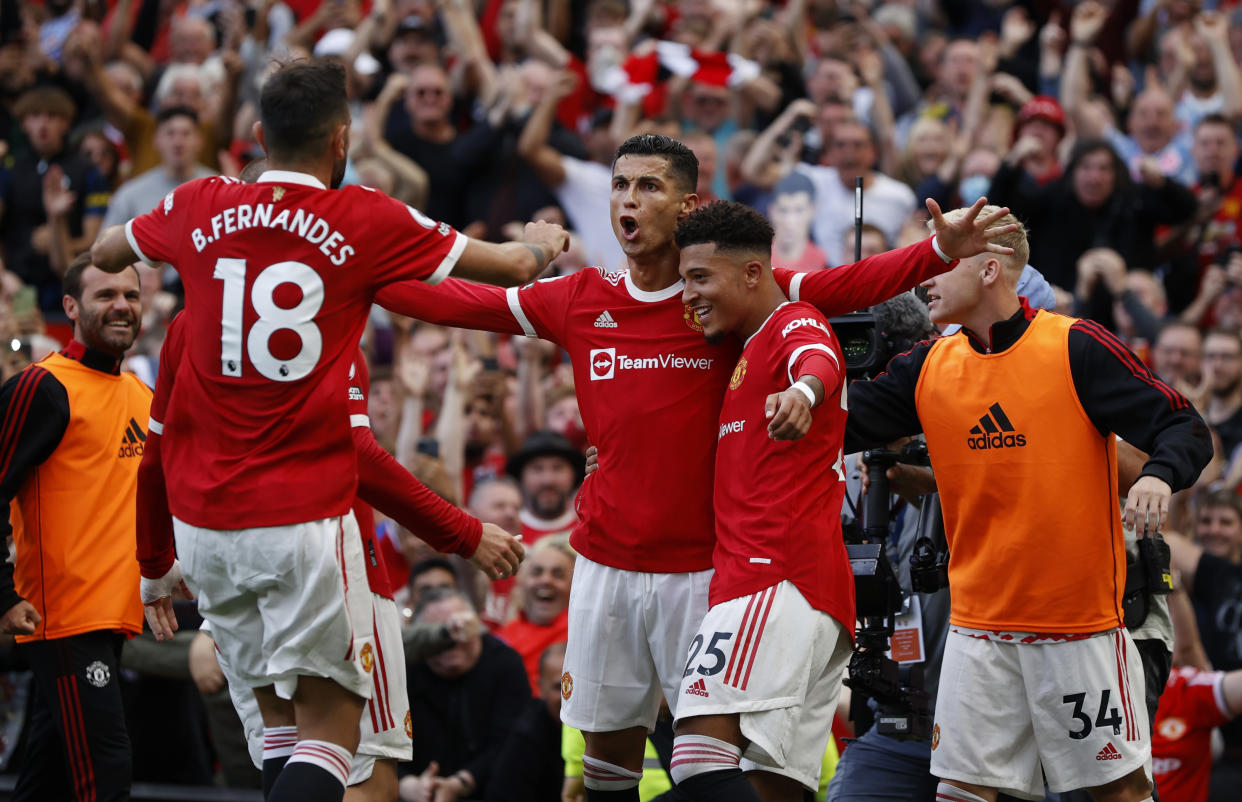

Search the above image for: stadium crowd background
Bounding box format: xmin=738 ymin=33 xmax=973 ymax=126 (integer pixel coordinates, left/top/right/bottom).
xmin=2 ymin=0 xmax=1242 ymax=799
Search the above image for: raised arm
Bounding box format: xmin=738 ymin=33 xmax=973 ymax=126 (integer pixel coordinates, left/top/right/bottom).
xmin=1196 ymin=12 xmax=1242 ymax=122
xmin=781 ymin=198 xmax=1018 ymax=315
xmin=516 ymin=69 xmax=576 ymax=189
xmin=1060 ymin=0 xmax=1109 ymax=140
xmin=739 ymin=99 xmax=814 ymax=188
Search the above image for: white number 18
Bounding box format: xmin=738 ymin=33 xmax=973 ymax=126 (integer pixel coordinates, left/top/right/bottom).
xmin=213 ymin=258 xmax=324 ymax=381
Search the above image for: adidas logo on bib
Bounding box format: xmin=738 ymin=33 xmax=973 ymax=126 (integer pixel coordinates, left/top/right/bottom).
xmin=685 ymin=678 xmax=709 ymax=698
xmin=594 ymin=311 xmax=618 ymax=328
xmin=966 ymin=402 xmax=1026 ymax=450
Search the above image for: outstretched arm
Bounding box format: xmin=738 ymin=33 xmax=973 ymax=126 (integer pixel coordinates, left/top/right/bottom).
xmin=779 ymin=198 xmax=1017 ymax=315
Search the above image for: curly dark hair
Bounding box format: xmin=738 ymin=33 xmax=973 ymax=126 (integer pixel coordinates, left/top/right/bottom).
xmin=674 ymin=200 xmax=774 ymax=254
xmin=613 ymin=134 xmax=698 ymax=194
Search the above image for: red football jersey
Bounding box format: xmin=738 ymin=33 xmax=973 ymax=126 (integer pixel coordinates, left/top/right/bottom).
xmin=377 ymin=237 xmax=952 ymax=572
xmin=127 ymin=170 xmax=463 ymax=529
xmin=1153 ymin=667 xmax=1233 ymax=802
xmin=347 ymin=352 xmax=394 ymax=600
xmin=710 ymin=302 xmax=854 ymax=630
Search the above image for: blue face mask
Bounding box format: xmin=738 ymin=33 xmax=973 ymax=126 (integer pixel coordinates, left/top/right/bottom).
xmin=959 ymin=174 xmax=991 ymax=205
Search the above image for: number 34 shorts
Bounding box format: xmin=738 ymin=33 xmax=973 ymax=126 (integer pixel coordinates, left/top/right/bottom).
xmin=931 ymin=626 xmax=1151 ymax=800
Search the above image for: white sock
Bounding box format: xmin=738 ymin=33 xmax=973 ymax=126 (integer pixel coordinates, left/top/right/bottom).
xmin=262 ymin=725 xmax=298 ymax=761
xmin=669 ymin=734 xmax=742 ymax=785
xmin=935 ymin=782 xmax=990 ymax=802
xmin=582 ymin=755 xmax=642 ymax=791
xmin=285 ymin=739 xmax=352 ymax=788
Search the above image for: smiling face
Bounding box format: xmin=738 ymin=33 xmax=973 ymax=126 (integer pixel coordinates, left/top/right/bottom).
xmin=680 ymin=242 xmax=752 ymax=345
xmin=611 ymin=154 xmax=695 ymax=261
xmin=65 ymin=265 xmax=142 ymax=357
xmin=1196 ymin=502 xmax=1242 ymax=564
xmin=518 ymin=546 xmax=573 ymax=625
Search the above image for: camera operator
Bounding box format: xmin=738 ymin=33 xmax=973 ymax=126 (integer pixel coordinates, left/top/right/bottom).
xmin=842 ymin=206 xmax=1212 ymax=802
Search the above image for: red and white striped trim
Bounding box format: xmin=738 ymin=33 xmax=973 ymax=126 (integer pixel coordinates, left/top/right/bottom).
xmin=1112 ymin=630 xmax=1139 ymax=741
xmin=287 ymin=740 xmax=352 ymax=787
xmin=725 ymin=585 xmax=777 ymax=691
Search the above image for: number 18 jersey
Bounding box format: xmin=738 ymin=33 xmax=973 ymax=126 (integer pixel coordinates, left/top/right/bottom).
xmin=127 ymin=170 xmax=463 ymax=530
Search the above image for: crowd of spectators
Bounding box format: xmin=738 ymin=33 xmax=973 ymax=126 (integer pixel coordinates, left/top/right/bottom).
xmin=4 ymin=0 xmax=1242 ymax=798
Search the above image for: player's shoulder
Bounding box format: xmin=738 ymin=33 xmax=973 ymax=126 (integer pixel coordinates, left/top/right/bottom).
xmin=518 ymin=266 xmax=606 ymax=296
xmin=773 ymin=301 xmax=833 ymax=339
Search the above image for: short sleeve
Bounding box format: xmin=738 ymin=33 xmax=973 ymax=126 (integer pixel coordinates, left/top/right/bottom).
xmin=1179 ymin=671 xmax=1232 ymax=728
xmin=362 ymin=190 xmax=466 ymax=288
xmin=506 ymin=272 xmax=583 ymax=344
xmin=127 ymin=177 xmax=211 ymax=266
xmin=778 ymin=312 xmax=843 ymax=389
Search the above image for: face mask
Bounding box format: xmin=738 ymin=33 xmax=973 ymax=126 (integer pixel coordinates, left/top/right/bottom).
xmin=959 ymin=174 xmax=990 ymax=205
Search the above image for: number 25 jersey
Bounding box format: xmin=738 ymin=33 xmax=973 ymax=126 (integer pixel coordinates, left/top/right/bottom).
xmin=127 ymin=171 xmax=462 ymax=530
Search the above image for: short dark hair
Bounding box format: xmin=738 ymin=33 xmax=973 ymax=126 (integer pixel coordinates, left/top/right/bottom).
xmin=62 ymin=252 xmax=139 ymax=300
xmin=613 ymin=134 xmax=698 ymax=194
xmin=412 ymin=585 xmax=473 ymax=621
xmin=1195 ymin=113 xmax=1234 ymax=134
xmin=675 ymin=200 xmax=774 ymax=254
xmin=259 ymin=60 xmax=348 ymax=164
xmin=156 ymin=105 xmax=199 ymax=128
xmin=409 ymin=556 xmax=456 ymax=586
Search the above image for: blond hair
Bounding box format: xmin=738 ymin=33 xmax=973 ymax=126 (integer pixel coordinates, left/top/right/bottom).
xmin=931 ymin=205 xmax=1029 ymax=274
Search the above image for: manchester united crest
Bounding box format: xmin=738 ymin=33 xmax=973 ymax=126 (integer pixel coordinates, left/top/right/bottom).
xmin=683 ymin=304 xmax=704 ymax=332
xmin=729 ymin=358 xmax=747 ymax=390
xmin=404 ymin=711 xmax=413 ymax=739
xmin=272 ymin=186 xmax=286 ymax=202
xmin=85 ymin=660 xmax=111 ymax=688
xmin=931 ymin=723 xmax=941 ymax=750
xmin=361 ymin=643 xmax=374 ymax=673
xmin=561 ymin=672 xmax=574 ymax=700
xmin=1157 ymin=717 xmax=1187 ymax=741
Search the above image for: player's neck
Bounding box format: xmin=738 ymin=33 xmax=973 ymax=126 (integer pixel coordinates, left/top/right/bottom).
xmin=736 ymin=279 xmax=789 ymax=341
xmin=266 ymin=158 xmax=332 ymax=188
xmin=627 ymin=250 xmax=683 ymax=292
xmin=959 ymin=295 xmax=1022 ymax=352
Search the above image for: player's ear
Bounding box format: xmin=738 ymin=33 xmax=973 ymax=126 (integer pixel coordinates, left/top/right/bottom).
xmin=744 ymin=259 xmax=764 ymax=288
xmin=62 ymin=293 xmax=79 ymax=323
xmin=679 ymin=192 xmax=699 ymax=220
xmin=252 ymin=121 xmax=265 ymax=152
xmin=333 ymin=122 xmax=350 ymax=160
xmin=980 ymin=257 xmax=1001 ymax=286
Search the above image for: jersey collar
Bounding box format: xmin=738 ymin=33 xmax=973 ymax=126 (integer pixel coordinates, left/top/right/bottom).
xmin=623 ymin=271 xmax=684 ymax=302
xmin=743 ymin=301 xmax=792 ymax=349
xmin=61 ymin=340 xmax=122 ymax=375
xmin=256 ymin=169 xmax=326 ymax=190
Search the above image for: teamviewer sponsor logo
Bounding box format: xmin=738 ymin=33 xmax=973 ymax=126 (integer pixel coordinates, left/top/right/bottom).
xmin=966 ymin=402 xmax=1026 ymax=450
xmin=590 ymin=348 xmax=616 ymax=380
xmin=685 ymin=678 xmax=709 ymax=697
xmin=588 ymin=348 xmax=715 ymax=381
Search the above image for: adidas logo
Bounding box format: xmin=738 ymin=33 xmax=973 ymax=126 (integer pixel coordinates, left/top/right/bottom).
xmin=684 ymin=678 xmax=709 ymax=698
xmin=1095 ymin=743 xmax=1122 ymax=761
xmin=594 ymin=310 xmax=619 ymax=328
xmin=966 ymin=402 xmax=1027 ymax=450
xmin=118 ymin=417 xmax=147 ymax=458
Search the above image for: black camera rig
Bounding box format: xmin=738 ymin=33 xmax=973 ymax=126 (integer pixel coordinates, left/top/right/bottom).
xmin=843 ymin=442 xmax=944 ymax=741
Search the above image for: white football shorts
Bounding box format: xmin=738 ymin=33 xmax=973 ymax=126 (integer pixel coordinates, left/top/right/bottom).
xmin=174 ymin=513 xmax=373 ymax=701
xmin=214 ymin=592 xmax=411 ymax=785
xmin=674 ymin=581 xmax=851 ymax=791
xmin=931 ymin=627 xmax=1151 ymax=799
xmin=560 ymin=556 xmax=712 ymax=732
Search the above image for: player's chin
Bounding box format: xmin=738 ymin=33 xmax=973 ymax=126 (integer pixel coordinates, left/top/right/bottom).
xmin=704 ymin=328 xmax=725 ymax=345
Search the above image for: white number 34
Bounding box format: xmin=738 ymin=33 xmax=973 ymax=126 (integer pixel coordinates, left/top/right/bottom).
xmin=213 ymin=258 xmax=323 ymax=381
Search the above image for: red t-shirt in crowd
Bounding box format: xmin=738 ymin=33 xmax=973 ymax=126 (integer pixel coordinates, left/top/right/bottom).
xmin=1153 ymin=666 xmax=1234 ymax=802
xmin=710 ymin=302 xmax=854 ymax=632
xmin=495 ymin=608 xmax=570 ymax=694
xmin=376 ymin=238 xmax=955 ymax=574
xmin=127 ymin=170 xmax=463 ymax=530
